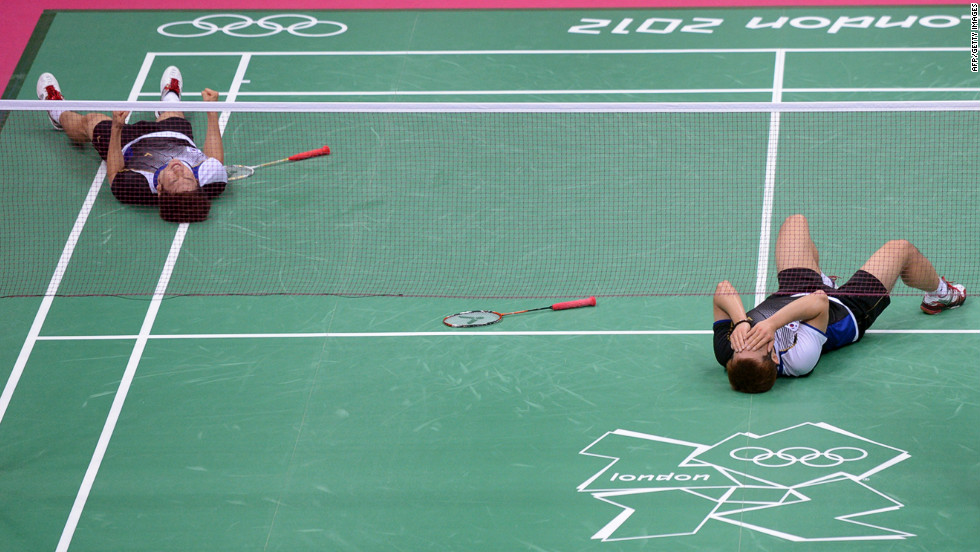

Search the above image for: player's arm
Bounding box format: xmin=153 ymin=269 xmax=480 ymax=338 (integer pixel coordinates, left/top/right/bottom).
xmin=201 ymin=88 xmax=224 ymax=164
xmin=105 ymin=111 xmax=129 ymax=183
xmin=713 ymin=280 xmax=752 ymax=352
xmin=713 ymin=280 xmax=747 ymax=321
xmin=742 ymin=290 xmax=830 ymax=352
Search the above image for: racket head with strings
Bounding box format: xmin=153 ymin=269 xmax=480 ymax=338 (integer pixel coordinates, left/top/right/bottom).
xmin=443 ymin=310 xmax=504 ymax=328
xmin=443 ymin=297 xmax=597 ymax=328
xmin=224 ymin=145 xmax=330 ymax=181
xmin=225 ymin=165 xmax=254 ymax=181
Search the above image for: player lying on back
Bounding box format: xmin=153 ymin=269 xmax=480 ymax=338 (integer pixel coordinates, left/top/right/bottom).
xmin=712 ymin=214 xmax=966 ymax=393
xmin=37 ymin=66 xmax=227 ymax=223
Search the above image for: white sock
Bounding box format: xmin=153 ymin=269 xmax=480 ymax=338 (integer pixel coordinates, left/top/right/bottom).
xmin=162 ymin=90 xmax=180 ymax=102
xmin=48 ymin=109 xmax=64 ymax=125
xmin=931 ymin=279 xmax=949 ymax=298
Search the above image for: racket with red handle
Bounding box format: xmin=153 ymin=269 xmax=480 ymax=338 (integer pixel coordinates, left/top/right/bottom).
xmin=443 ymin=296 xmax=597 ymax=328
xmin=225 ymin=145 xmax=331 ymax=181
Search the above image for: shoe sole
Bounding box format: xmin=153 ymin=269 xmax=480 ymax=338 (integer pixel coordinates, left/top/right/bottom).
xmin=920 ymin=299 xmax=966 ymax=315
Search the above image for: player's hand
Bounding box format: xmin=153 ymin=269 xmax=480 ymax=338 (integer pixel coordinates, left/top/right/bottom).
xmin=201 ymin=88 xmax=219 ymax=102
xmin=743 ymin=319 xmax=776 ymax=352
xmin=729 ymin=322 xmax=750 ymax=352
xmin=111 ymin=111 xmax=129 ymax=127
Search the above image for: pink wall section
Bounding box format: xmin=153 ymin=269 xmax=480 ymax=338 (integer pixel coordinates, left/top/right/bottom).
xmin=1 ymin=0 xmax=961 ymax=96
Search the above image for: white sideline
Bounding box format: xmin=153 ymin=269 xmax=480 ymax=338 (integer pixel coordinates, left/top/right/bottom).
xmin=54 ymin=53 xmax=249 ymax=552
xmin=0 ymin=167 xmax=105 ymax=426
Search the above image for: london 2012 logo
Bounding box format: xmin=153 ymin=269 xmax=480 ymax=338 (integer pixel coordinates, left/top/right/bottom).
xmin=578 ymin=422 xmax=913 ymax=542
xmin=158 ymin=14 xmax=348 ymax=38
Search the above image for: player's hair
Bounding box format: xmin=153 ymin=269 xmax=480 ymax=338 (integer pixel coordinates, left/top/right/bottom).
xmin=726 ymin=353 xmax=777 ymax=393
xmin=158 ymin=188 xmax=211 ymax=223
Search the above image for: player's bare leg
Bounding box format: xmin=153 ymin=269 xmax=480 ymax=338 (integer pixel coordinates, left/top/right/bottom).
xmin=775 ymin=214 xmax=822 ymax=273
xmin=860 ymin=239 xmax=938 ymax=293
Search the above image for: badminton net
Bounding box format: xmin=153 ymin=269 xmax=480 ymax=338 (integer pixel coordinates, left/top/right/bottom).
xmin=0 ymin=100 xmax=977 ymax=298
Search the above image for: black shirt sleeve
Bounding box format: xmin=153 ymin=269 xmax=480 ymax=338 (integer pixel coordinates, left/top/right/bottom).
xmin=713 ymin=320 xmax=735 ymax=368
xmin=110 ymin=170 xmax=156 ymax=206
xmin=201 ymin=181 xmax=227 ymax=200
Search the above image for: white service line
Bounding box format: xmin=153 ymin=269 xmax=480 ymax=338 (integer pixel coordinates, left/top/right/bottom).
xmin=786 ymin=87 xmax=980 ymax=93
xmin=207 ymin=88 xmax=776 ymax=97
xmin=149 ymin=46 xmax=973 ymax=57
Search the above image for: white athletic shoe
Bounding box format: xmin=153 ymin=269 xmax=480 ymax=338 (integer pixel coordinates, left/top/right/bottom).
xmin=36 ymin=72 xmax=65 ymax=130
xmin=921 ymin=277 xmax=966 ymax=315
xmin=156 ymin=65 xmax=183 ymax=117
xmin=160 ymin=65 xmax=183 ymax=99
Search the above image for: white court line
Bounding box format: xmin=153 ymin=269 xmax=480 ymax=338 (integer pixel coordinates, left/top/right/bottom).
xmin=133 ymin=86 xmax=980 ymax=98
xmin=55 ymin=224 xmax=188 ymax=552
xmin=150 ymin=47 xmax=973 ymax=56
xmin=786 ymin=87 xmax=980 ymax=93
xmin=55 ymin=54 xmax=249 ymax=552
xmin=139 ymin=47 xmax=975 ymax=103
xmin=31 ymin=329 xmax=980 ymax=341
xmin=131 ymin=54 xmax=157 ymax=99
xmin=52 ymin=55 xmax=164 ymax=552
xmin=140 ymin=88 xmax=776 ymax=97
xmin=754 ymin=49 xmax=785 ymax=307
xmin=12 ymin=100 xmax=978 ymax=113
xmin=0 ymin=52 xmax=158 ymax=426
xmin=220 ymin=53 xmax=252 ymax=129
xmin=132 ymin=47 xmax=976 ymax=104
xmin=0 ymin=167 xmax=106 ymax=426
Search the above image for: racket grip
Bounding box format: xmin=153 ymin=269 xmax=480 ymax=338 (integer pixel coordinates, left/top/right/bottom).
xmin=551 ymin=296 xmax=596 ymax=310
xmin=288 ymin=145 xmax=331 ymax=161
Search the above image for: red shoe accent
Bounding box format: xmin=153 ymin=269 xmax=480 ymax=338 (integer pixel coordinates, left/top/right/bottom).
xmin=163 ymin=78 xmax=181 ymax=97
xmin=44 ymin=85 xmax=64 ymax=101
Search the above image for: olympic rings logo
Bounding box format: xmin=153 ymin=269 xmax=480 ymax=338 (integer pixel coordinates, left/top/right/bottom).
xmin=729 ymin=446 xmax=868 ymax=468
xmin=158 ymin=14 xmax=348 ymax=38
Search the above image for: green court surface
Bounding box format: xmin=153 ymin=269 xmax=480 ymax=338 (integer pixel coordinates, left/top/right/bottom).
xmin=1 ymin=7 xmax=979 ymax=552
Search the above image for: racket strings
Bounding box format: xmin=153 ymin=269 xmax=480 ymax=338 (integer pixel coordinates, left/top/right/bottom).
xmin=443 ymin=311 xmax=503 ymax=327
xmin=225 ymin=165 xmax=254 ymax=180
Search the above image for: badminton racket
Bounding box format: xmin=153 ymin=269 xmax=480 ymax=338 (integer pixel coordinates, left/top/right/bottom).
xmin=443 ymin=296 xmax=596 ymax=328
xmin=225 ymin=145 xmax=331 ymax=181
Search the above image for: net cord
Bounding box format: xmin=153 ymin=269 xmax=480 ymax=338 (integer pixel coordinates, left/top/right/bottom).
xmin=3 ymin=100 xmax=979 ymax=113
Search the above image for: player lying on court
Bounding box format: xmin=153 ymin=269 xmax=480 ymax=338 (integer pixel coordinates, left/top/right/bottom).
xmin=713 ymin=214 xmax=967 ymax=394
xmin=37 ymin=66 xmax=227 ymax=223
